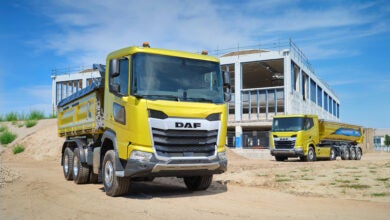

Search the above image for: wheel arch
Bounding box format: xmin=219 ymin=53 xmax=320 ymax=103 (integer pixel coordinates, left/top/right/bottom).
xmin=99 ymin=129 xmax=124 ymax=174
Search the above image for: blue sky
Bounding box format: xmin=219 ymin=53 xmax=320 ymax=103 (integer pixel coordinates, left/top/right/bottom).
xmin=0 ymin=0 xmax=389 ymax=128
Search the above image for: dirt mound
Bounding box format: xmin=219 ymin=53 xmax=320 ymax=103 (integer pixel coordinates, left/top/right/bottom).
xmin=0 ymin=119 xmax=64 ymax=162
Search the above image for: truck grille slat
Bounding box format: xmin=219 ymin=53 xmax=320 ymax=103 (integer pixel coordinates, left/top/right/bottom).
xmin=152 ymin=128 xmax=218 ymax=157
xmin=274 ymin=140 xmax=296 ymax=149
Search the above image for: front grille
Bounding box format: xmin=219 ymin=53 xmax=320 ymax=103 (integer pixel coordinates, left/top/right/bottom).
xmin=274 ymin=140 xmax=296 ymax=149
xmin=152 ymin=128 xmax=217 ymax=157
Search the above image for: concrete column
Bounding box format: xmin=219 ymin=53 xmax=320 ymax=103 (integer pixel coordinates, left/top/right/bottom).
xmin=234 ymin=61 xmax=242 ymax=121
xmin=235 ymin=125 xmax=242 ymax=148
xmin=283 ymin=54 xmax=291 ymax=114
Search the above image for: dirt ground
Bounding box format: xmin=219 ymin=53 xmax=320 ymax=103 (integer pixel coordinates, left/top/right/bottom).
xmin=1 ymin=119 xmax=389 ymax=219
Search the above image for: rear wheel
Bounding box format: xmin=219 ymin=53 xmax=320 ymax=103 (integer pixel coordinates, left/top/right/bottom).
xmin=329 ymin=148 xmax=337 ymax=160
xmin=73 ymin=148 xmax=90 ymax=184
xmin=341 ymin=147 xmax=350 ymax=160
xmin=355 ymin=148 xmax=362 ymax=160
xmin=103 ymin=150 xmax=131 ymax=197
xmin=349 ymin=147 xmax=356 ymax=160
xmin=184 ymin=175 xmax=213 ymax=191
xmin=63 ymin=147 xmax=74 ymax=180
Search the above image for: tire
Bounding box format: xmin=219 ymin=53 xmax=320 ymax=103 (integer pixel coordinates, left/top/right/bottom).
xmin=275 ymin=156 xmax=287 ymax=161
xmin=304 ymin=147 xmax=316 ymax=162
xmin=73 ymin=148 xmax=90 ymax=184
xmin=103 ymin=150 xmax=131 ymax=197
xmin=341 ymin=147 xmax=349 ymax=160
xmin=349 ymin=147 xmax=356 ymax=160
xmin=355 ymin=148 xmax=362 ymax=160
xmin=89 ymin=170 xmax=101 ymax=184
xmin=329 ymin=148 xmax=337 ymax=161
xmin=184 ymin=175 xmax=213 ymax=191
xmin=63 ymin=147 xmax=74 ymax=180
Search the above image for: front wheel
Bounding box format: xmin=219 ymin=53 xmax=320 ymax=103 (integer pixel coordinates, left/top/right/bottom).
xmin=329 ymin=148 xmax=337 ymax=160
xmin=304 ymin=147 xmax=316 ymax=162
xmin=275 ymin=156 xmax=287 ymax=161
xmin=103 ymin=150 xmax=131 ymax=197
xmin=184 ymin=175 xmax=213 ymax=191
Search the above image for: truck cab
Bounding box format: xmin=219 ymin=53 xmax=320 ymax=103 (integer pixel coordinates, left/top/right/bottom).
xmin=270 ymin=114 xmax=319 ymax=161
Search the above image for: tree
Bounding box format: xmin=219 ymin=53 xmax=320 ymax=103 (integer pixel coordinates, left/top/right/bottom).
xmin=385 ymin=134 xmax=390 ymax=147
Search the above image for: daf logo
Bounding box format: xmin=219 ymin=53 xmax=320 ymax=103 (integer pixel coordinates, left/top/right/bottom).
xmin=175 ymin=122 xmax=201 ymax=128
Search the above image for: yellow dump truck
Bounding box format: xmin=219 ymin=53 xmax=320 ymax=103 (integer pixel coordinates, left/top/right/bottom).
xmin=57 ymin=43 xmax=231 ymax=196
xmin=270 ymin=114 xmax=363 ymax=161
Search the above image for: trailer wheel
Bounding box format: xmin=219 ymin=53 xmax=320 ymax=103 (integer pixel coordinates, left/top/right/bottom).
xmin=329 ymin=148 xmax=337 ymax=160
xmin=73 ymin=148 xmax=90 ymax=184
xmin=184 ymin=175 xmax=213 ymax=191
xmin=89 ymin=170 xmax=101 ymax=184
xmin=341 ymin=147 xmax=349 ymax=160
xmin=349 ymin=147 xmax=356 ymax=160
xmin=63 ymin=147 xmax=74 ymax=180
xmin=355 ymin=148 xmax=362 ymax=160
xmin=103 ymin=150 xmax=131 ymax=197
xmin=305 ymin=147 xmax=316 ymax=162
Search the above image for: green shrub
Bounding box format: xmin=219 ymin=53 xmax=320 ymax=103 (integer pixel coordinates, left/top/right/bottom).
xmin=25 ymin=120 xmax=37 ymax=128
xmin=0 ymin=115 xmax=3 ymax=121
xmin=12 ymin=144 xmax=25 ymax=154
xmin=5 ymin=112 xmax=18 ymax=121
xmin=0 ymin=125 xmax=7 ymax=132
xmin=0 ymin=130 xmax=17 ymax=145
xmin=28 ymin=110 xmax=45 ymax=120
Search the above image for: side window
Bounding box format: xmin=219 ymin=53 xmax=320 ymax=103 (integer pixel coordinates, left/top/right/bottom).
xmin=109 ymin=58 xmax=129 ymax=96
xmin=304 ymin=118 xmax=314 ymax=130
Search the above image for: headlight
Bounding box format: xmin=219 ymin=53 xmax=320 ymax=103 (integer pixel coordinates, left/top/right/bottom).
xmin=218 ymin=151 xmax=227 ymax=161
xmin=130 ymin=150 xmax=153 ymax=162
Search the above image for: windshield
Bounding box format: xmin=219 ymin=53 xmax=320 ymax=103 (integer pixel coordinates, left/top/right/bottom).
xmin=272 ymin=117 xmax=304 ymax=132
xmin=131 ymin=53 xmax=224 ymax=103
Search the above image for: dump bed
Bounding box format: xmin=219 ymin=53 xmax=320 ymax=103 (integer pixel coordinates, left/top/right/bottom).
xmin=57 ymin=81 xmax=104 ymax=137
xmin=319 ymin=120 xmax=363 ymax=144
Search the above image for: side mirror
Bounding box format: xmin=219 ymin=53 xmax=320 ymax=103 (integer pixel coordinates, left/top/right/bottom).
xmin=109 ymin=59 xmax=120 ymax=78
xmin=110 ymin=83 xmax=120 ymax=94
xmin=223 ymin=71 xmax=231 ymax=102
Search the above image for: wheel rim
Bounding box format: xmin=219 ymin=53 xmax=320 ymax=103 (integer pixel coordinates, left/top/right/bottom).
xmin=64 ymin=154 xmax=69 ymax=173
xmin=308 ymin=149 xmax=314 ymax=160
xmin=104 ymin=161 xmax=114 ymax=188
xmin=331 ymin=149 xmax=335 ymax=159
xmin=73 ymin=155 xmax=79 ymax=177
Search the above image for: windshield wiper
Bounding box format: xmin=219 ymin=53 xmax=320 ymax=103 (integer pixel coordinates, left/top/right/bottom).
xmin=136 ymin=94 xmax=179 ymax=101
xmin=184 ymin=97 xmax=214 ymax=103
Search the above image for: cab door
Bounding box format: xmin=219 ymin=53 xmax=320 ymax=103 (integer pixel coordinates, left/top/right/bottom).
xmin=104 ymin=57 xmax=130 ymax=160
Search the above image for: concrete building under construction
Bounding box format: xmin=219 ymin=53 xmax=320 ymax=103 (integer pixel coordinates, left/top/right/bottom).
xmin=51 ymin=40 xmax=340 ymax=149
xmin=219 ymin=40 xmax=339 ymax=148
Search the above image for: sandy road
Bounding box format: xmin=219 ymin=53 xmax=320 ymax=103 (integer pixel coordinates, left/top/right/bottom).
xmin=1 ymin=159 xmax=389 ymax=220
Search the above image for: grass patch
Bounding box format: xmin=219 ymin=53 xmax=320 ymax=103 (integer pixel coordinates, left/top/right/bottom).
xmin=0 ymin=130 xmax=17 ymax=145
xmin=12 ymin=144 xmax=25 ymax=154
xmin=275 ymin=178 xmax=292 ymax=182
xmin=335 ymin=179 xmax=351 ymax=184
xmin=338 ymin=184 xmax=371 ymax=189
xmin=27 ymin=110 xmax=45 ymax=120
xmin=5 ymin=112 xmax=18 ymax=121
xmin=371 ymin=192 xmax=389 ymax=197
xmin=25 ymin=120 xmax=37 ymax=128
xmin=376 ymin=177 xmax=389 ymax=182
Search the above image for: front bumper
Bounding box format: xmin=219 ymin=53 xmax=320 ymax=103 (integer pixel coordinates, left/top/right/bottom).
xmin=270 ymin=148 xmax=304 ymax=157
xmin=116 ymin=153 xmax=227 ymax=178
